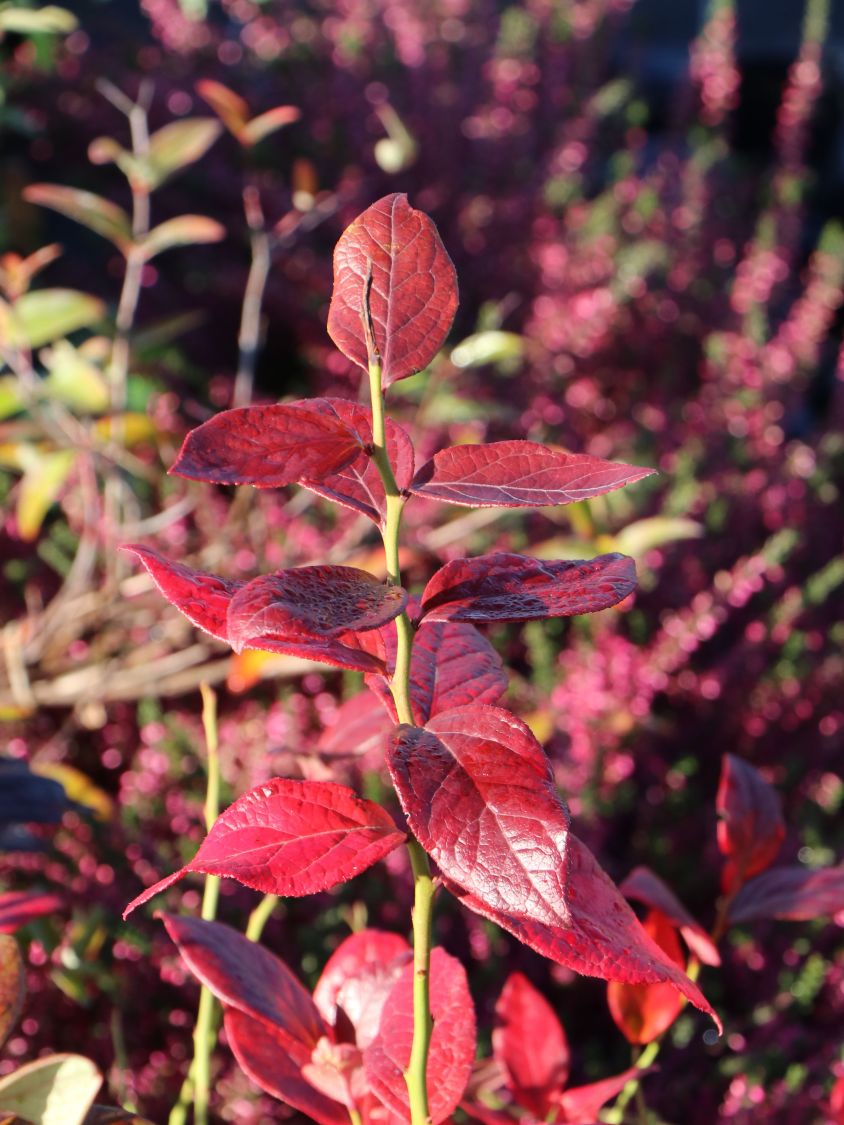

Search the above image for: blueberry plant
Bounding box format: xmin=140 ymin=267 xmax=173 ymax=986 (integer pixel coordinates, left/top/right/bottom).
xmin=124 ymin=194 xmax=719 ymax=1124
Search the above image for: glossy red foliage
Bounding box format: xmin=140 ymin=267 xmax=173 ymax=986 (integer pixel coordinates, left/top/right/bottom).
xmin=409 ymin=441 xmax=654 ymax=507
xmin=124 ymin=779 xmax=404 ymax=915
xmin=606 ymin=909 xmax=687 ymax=1044
xmin=717 ymin=755 xmax=785 ymax=894
xmin=364 ymin=948 xmax=476 ymax=1123
xmin=727 ymin=863 xmax=844 ymax=924
xmin=418 ymin=553 xmax=637 ymax=624
xmin=0 ymin=890 xmax=64 ymax=934
xmin=227 ymin=566 xmax=407 ymax=651
xmin=122 ymin=544 xmax=242 ymax=641
xmin=556 ymin=1068 xmax=643 ymax=1124
xmin=388 ymin=705 xmax=571 ymax=925
xmin=367 ymin=619 xmax=507 ymax=723
xmin=442 ymin=834 xmax=719 ymax=1027
xmin=170 ymin=401 xmax=364 ymax=487
xmin=300 ymin=398 xmax=415 ymax=524
xmin=620 ymin=866 xmax=721 ymax=966
xmin=493 ymin=972 xmax=570 ymax=1118
xmin=313 ymin=930 xmax=411 ymax=1049
xmin=327 ymin=193 xmax=458 ymax=386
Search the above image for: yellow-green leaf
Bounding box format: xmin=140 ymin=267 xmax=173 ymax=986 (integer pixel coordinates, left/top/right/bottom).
xmin=23 ymin=185 xmax=132 ymax=252
xmin=451 ymin=330 xmax=524 ymax=369
xmin=145 ymin=119 xmax=222 ymax=189
xmin=140 ymin=215 xmax=225 ymax=261
xmin=0 ymin=5 xmax=77 ymax=34
xmin=0 ymin=935 xmax=25 ymax=1051
xmin=32 ymin=763 xmax=114 ymax=822
xmin=92 ymin=413 xmax=156 ymax=447
xmin=41 ymin=340 xmax=109 ymax=413
xmin=614 ymin=517 xmax=703 ymax=557
xmin=7 ymin=290 xmax=105 ymax=349
xmin=0 ymin=1055 xmax=101 ymax=1125
xmin=16 ymin=448 xmax=76 ymax=540
xmin=0 ymin=376 xmax=24 ymax=421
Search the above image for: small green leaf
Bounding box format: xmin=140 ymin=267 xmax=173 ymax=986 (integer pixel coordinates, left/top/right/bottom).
xmin=0 ymin=376 xmax=24 ymax=420
xmin=41 ymin=340 xmax=110 ymax=413
xmin=145 ymin=118 xmax=222 ymax=189
xmin=0 ymin=1054 xmax=101 ymax=1125
xmin=450 ymin=330 xmax=524 ymax=369
xmin=614 ymin=517 xmax=703 ymax=557
xmin=0 ymin=4 xmax=77 ymax=34
xmin=7 ymin=289 xmax=104 ymax=348
xmin=17 ymin=448 xmax=76 ymax=540
xmin=23 ymin=184 xmax=132 ymax=251
xmin=140 ymin=214 xmax=225 ymax=260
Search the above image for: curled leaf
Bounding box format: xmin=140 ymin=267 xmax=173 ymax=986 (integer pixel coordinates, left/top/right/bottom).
xmin=717 ymin=755 xmax=785 ymax=894
xmin=727 ymin=863 xmax=844 ymax=925
xmin=620 ymin=866 xmax=721 ymax=966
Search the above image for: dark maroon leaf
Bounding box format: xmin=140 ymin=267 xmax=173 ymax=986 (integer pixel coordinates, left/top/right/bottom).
xmin=300 ymin=399 xmax=414 ymax=524
xmin=727 ymin=864 xmax=844 ymax=924
xmin=124 ymin=780 xmax=404 ymax=916
xmin=170 ymin=401 xmax=363 ymax=487
xmin=558 ymin=1067 xmax=642 ymax=1123
xmin=313 ymin=930 xmax=411 ymax=1047
xmin=367 ymin=620 xmax=507 ymax=724
xmin=122 ymin=545 xmax=241 ymax=641
xmin=227 ymin=566 xmax=407 ymax=652
xmin=0 ymin=890 xmax=64 ymax=934
xmin=316 ymin=692 xmax=394 ymax=761
xmin=364 ymin=948 xmax=476 ymax=1123
xmin=620 ymin=867 xmax=721 ymax=966
xmin=493 ymin=972 xmax=570 ymax=1117
xmin=717 ymin=755 xmax=785 ymax=894
xmin=387 ymin=705 xmax=572 ymax=926
xmin=409 ymin=441 xmax=654 ymax=508
xmin=418 ymin=553 xmax=636 ymax=625
xmin=442 ymin=834 xmax=720 ymax=1029
xmin=327 ymin=193 xmax=458 ymax=386
xmin=225 ymin=1008 xmax=350 ymax=1125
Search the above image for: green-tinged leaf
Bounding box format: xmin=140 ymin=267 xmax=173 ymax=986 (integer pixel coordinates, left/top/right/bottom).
xmin=23 ymin=185 xmax=132 ymax=251
xmin=423 ymin=392 xmax=508 ymax=425
xmin=0 ymin=5 xmax=77 ymax=33
xmin=87 ymin=138 xmax=147 ymax=185
xmin=614 ymin=517 xmax=704 ymax=557
xmin=0 ymin=1055 xmax=101 ymax=1125
xmin=241 ymin=105 xmax=300 ymax=146
xmin=92 ymin=412 xmax=156 ymax=446
xmin=450 ymin=330 xmax=524 ymax=369
xmin=145 ymin=118 xmax=222 ymax=189
xmin=195 ymin=78 xmax=249 ymax=137
xmin=0 ymin=377 xmax=24 ymax=420
xmin=140 ymin=215 xmax=225 ymax=261
xmin=7 ymin=290 xmax=105 ymax=348
xmin=0 ymin=935 xmax=25 ymax=1050
xmin=16 ymin=448 xmax=76 ymax=540
xmin=132 ymin=311 xmax=204 ymax=354
xmin=41 ymin=340 xmax=109 ymax=413
xmin=531 ymin=536 xmax=601 ymax=561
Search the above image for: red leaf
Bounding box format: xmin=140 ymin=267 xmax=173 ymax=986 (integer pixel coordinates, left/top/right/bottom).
xmin=620 ymin=867 xmax=721 ymax=967
xmin=387 ymin=705 xmax=572 ymax=927
xmin=124 ymin=779 xmax=404 ymax=916
xmin=0 ymin=890 xmax=64 ymax=934
xmin=241 ymin=628 xmax=388 ymax=675
xmin=225 ymin=1008 xmax=350 ymax=1125
xmin=313 ymin=930 xmax=411 ymax=1047
xmin=606 ymin=910 xmax=686 ymax=1044
xmin=122 ymin=544 xmax=241 ymax=641
xmin=160 ymin=914 xmax=325 ymax=1045
xmin=367 ymin=620 xmax=507 ymax=724
xmin=327 ymin=193 xmax=458 ymax=387
xmin=418 ymin=553 xmax=637 ymax=624
xmin=717 ymin=755 xmax=785 ymax=894
xmin=364 ymin=948 xmax=476 ymax=1123
xmin=316 ymin=692 xmax=394 ymax=760
xmin=170 ymin=401 xmax=363 ymax=487
xmin=300 ymin=398 xmax=414 ymax=524
xmin=442 ymin=834 xmax=720 ymax=1030
xmin=557 ymin=1067 xmax=642 ymax=1124
xmin=493 ymin=972 xmax=570 ymax=1117
xmin=727 ymin=863 xmax=844 ymax=925
xmin=409 ymin=442 xmax=654 ymax=508
xmin=829 ymin=1075 xmax=844 ymax=1124
xmin=227 ymin=566 xmax=407 ymax=651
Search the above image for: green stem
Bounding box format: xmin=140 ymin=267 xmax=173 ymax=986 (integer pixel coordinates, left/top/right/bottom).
xmin=246 ymin=894 xmax=279 ymax=943
xmin=367 ymin=352 xmax=434 ymax=1125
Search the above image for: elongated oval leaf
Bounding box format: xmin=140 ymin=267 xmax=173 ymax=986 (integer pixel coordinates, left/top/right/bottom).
xmin=146 ymin=119 xmax=222 ymax=189
xmin=299 ymin=398 xmax=414 ymax=524
xmin=620 ymin=867 xmax=720 ymax=966
xmin=717 ymin=755 xmax=785 ymax=894
xmin=121 ymin=545 xmax=242 ymax=641
xmin=0 ymin=890 xmax=64 ymax=934
xmin=0 ymin=935 xmax=25 ymax=1050
xmin=419 ymin=553 xmax=637 ymax=624
xmin=23 ymin=185 xmax=131 ymax=251
xmin=16 ymin=449 xmax=76 ymax=540
xmin=327 ymin=193 xmax=458 ymax=387
xmin=0 ymin=1055 xmax=101 ymax=1125
xmin=170 ymin=402 xmax=364 ymax=487
xmin=727 ymin=864 xmax=844 ymax=925
xmin=442 ymin=834 xmax=719 ymax=1029
xmin=493 ymin=973 xmax=570 ymax=1117
xmin=410 ymin=441 xmax=654 ymax=507
xmin=0 ymin=6 xmax=77 ymax=33
xmin=227 ymin=567 xmax=406 ymax=655
xmin=313 ymin=930 xmax=410 ymax=1047
xmin=243 ymin=105 xmax=301 ymax=146
xmin=125 ymin=779 xmax=404 ymax=916
xmin=364 ymin=948 xmax=476 ymax=1124
xmin=9 ymin=290 xmax=105 ymax=349
xmin=140 ymin=215 xmax=225 ymax=261
xmin=388 ymin=705 xmax=572 ymax=926
xmin=606 ymin=909 xmax=686 ymax=1044
xmin=195 ymin=79 xmax=249 ymax=136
